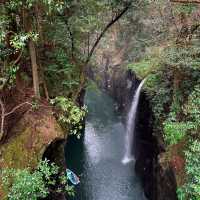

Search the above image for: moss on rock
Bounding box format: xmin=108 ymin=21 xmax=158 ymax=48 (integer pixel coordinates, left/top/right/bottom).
xmin=0 ymin=107 xmax=66 ymax=199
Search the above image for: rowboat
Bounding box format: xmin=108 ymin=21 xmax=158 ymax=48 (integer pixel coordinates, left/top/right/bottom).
xmin=66 ymin=169 xmax=80 ymax=185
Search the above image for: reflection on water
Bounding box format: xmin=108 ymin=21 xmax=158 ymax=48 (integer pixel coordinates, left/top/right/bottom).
xmin=65 ymin=88 xmax=146 ymax=200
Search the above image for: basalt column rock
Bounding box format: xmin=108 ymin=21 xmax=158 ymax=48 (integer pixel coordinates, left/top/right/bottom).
xmin=134 ymin=92 xmax=157 ymax=200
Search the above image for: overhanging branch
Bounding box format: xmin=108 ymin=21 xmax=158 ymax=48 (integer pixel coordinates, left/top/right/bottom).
xmin=0 ymin=101 xmax=32 ymax=141
xmin=85 ymin=3 xmax=131 ymax=64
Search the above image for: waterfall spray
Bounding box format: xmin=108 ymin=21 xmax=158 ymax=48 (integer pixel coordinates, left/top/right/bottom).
xmin=122 ymin=79 xmax=146 ymax=164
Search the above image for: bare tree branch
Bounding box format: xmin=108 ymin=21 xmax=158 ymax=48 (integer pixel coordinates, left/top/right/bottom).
xmin=4 ymin=102 xmax=32 ymax=117
xmin=85 ymin=3 xmax=132 ymax=64
xmin=13 ymin=50 xmax=22 ymax=65
xmin=0 ymin=99 xmax=5 ymax=140
xmin=0 ymin=100 xmax=32 ymax=141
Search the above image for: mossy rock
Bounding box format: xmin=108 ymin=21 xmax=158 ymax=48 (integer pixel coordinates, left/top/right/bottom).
xmin=0 ymin=107 xmax=66 ymax=199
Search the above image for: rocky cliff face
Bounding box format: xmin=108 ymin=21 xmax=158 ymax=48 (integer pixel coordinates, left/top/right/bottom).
xmin=94 ymin=68 xmax=177 ymax=200
xmin=156 ymin=154 xmax=178 ymax=200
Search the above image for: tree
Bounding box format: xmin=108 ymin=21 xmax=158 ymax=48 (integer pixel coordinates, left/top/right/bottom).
xmin=170 ymin=0 xmax=200 ymax=3
xmin=0 ymin=0 xmax=134 ymax=100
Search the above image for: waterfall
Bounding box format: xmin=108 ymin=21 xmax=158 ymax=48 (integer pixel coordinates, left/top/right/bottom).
xmin=122 ymin=79 xmax=146 ymax=164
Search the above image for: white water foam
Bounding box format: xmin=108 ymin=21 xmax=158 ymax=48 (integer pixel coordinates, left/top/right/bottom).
xmin=122 ymin=79 xmax=146 ymax=165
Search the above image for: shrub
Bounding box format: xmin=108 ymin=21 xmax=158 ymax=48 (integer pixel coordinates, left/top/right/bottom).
xmin=0 ymin=159 xmax=74 ymax=200
xmin=177 ymin=140 xmax=200 ymax=200
xmin=184 ymin=84 xmax=200 ymax=128
xmin=163 ymin=121 xmax=194 ymax=145
xmin=51 ymin=96 xmax=87 ymax=138
xmin=127 ymin=57 xmax=160 ymax=79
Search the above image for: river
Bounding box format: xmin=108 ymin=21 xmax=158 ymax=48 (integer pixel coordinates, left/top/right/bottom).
xmin=65 ymin=88 xmax=146 ymax=200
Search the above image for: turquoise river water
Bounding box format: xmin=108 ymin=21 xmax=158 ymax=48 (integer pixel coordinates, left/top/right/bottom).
xmin=65 ymin=89 xmax=146 ymax=200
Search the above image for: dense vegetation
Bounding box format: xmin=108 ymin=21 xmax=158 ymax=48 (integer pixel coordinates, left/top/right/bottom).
xmin=0 ymin=0 xmax=134 ymax=199
xmin=128 ymin=1 xmax=200 ymax=199
xmin=0 ymin=0 xmax=200 ymax=199
xmin=1 ymin=159 xmax=75 ymax=200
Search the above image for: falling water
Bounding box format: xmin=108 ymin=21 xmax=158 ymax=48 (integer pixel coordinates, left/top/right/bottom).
xmin=65 ymin=88 xmax=146 ymax=200
xmin=122 ymin=79 xmax=146 ymax=164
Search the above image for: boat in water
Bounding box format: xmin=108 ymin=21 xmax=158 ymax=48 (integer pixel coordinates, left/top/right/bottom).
xmin=66 ymin=169 xmax=80 ymax=185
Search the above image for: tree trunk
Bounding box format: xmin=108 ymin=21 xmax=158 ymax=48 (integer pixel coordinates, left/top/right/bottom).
xmin=28 ymin=39 xmax=40 ymax=98
xmin=0 ymin=98 xmax=5 ymax=141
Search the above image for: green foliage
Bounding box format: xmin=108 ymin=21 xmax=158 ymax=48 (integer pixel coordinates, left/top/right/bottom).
xmin=164 ymin=84 xmax=200 ymax=145
xmin=129 ymin=30 xmax=200 ymax=200
xmin=129 ymin=42 xmax=200 ymax=83
xmin=143 ymin=73 xmax=161 ymax=92
xmin=2 ymin=169 xmax=48 ymax=200
xmin=151 ymin=84 xmax=171 ymax=120
xmin=1 ymin=0 xmax=133 ymax=96
xmin=58 ymin=174 xmax=75 ymax=196
xmin=0 ymin=65 xmax=19 ymax=89
xmin=144 ymin=68 xmax=173 ymax=124
xmin=30 ymin=98 xmax=40 ymax=111
xmin=64 ymin=184 xmax=75 ymax=197
xmin=10 ymin=32 xmax=39 ymax=50
xmin=0 ymin=15 xmax=9 ymax=43
xmin=39 ymin=0 xmax=66 ymax=14
xmin=45 ymin=49 xmax=80 ymax=96
xmin=0 ymin=44 xmax=13 ymax=61
xmin=177 ymin=187 xmax=186 ymax=200
xmin=6 ymin=0 xmax=67 ymax=12
xmin=129 ymin=42 xmax=200 ymax=147
xmin=0 ymin=159 xmax=74 ymax=200
xmin=86 ymin=80 xmax=101 ymax=94
xmin=184 ymin=84 xmax=200 ymax=127
xmin=51 ymin=96 xmax=87 ymax=138
xmin=163 ymin=121 xmax=194 ymax=145
xmin=67 ymin=0 xmax=107 ymax=32
xmin=6 ymin=65 xmax=19 ymax=87
xmin=161 ymin=45 xmax=200 ymax=70
xmin=127 ymin=57 xmax=160 ymax=79
xmin=177 ymin=140 xmax=200 ymax=200
xmin=0 ymin=14 xmax=11 ymax=60
xmin=175 ymin=3 xmax=198 ymax=15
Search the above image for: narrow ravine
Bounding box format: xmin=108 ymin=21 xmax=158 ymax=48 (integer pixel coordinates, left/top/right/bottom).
xmin=65 ymin=88 xmax=146 ymax=200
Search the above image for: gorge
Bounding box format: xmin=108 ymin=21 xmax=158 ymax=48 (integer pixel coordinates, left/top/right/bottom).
xmin=0 ymin=1 xmax=200 ymax=200
xmin=65 ymin=87 xmax=147 ymax=200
